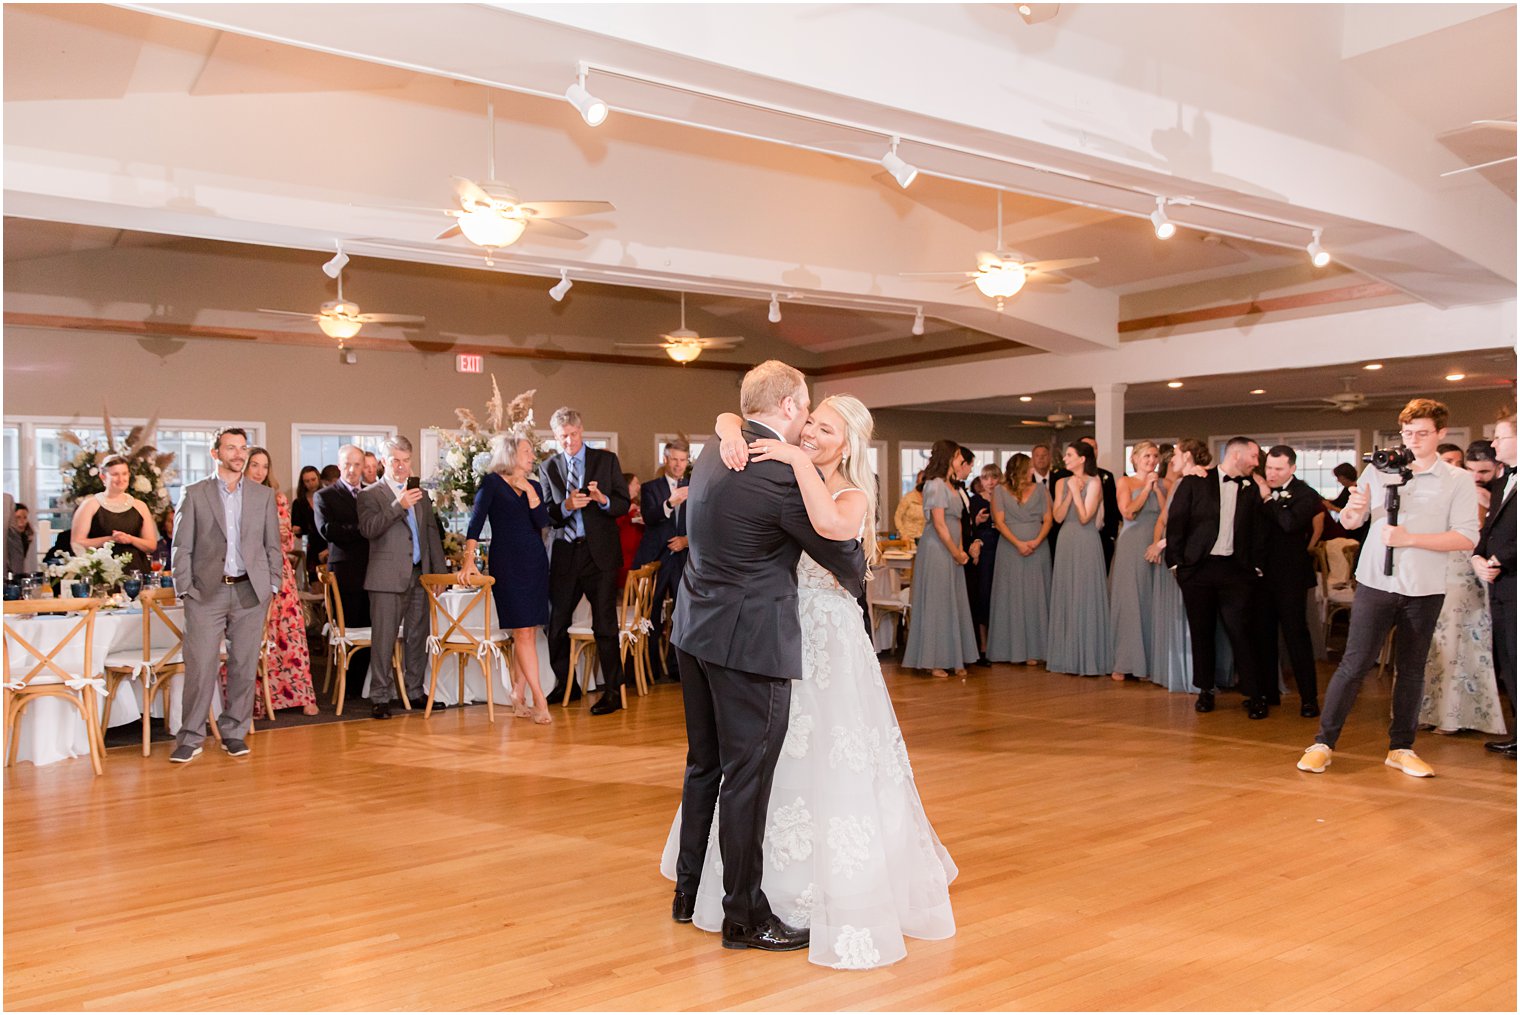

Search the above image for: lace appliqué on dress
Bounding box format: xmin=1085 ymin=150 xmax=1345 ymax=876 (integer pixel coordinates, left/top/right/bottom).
xmin=767 ymin=798 xmax=814 ymax=870
xmin=789 ymin=884 xmax=818 ymax=928
xmin=783 ymin=693 xmax=814 ymax=759
xmin=828 ymin=815 xmax=876 ymax=878
xmin=829 ymin=722 xmax=879 ymax=773
xmin=833 ymin=926 xmax=882 ymax=969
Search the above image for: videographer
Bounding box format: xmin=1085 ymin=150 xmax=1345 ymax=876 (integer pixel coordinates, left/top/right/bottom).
xmin=1297 ymin=399 xmax=1478 ymax=778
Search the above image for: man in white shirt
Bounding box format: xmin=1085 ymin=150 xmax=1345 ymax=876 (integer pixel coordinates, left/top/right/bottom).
xmin=1298 ymin=399 xmax=1479 ymax=778
xmin=635 ymin=439 xmax=691 ymax=681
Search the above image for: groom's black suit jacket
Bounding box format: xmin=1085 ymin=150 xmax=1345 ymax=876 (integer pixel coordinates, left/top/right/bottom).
xmin=672 ymin=423 xmax=865 ymax=680
xmin=1164 ymin=468 xmax=1265 ymax=579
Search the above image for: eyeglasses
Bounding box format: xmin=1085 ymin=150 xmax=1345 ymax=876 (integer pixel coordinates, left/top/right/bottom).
xmin=1399 ymin=429 xmax=1437 ymax=440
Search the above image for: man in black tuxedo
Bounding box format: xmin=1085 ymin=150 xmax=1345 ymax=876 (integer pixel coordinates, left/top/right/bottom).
xmin=1474 ymin=416 xmax=1517 ymax=757
xmin=633 ymin=438 xmax=691 ymax=682
xmin=1080 ymin=436 xmax=1122 ymax=568
xmin=314 ymin=444 xmax=372 ymax=690
xmin=542 ymin=408 xmax=632 ymax=716
xmin=1253 ymin=445 xmax=1323 ymax=717
xmin=1030 ymin=443 xmax=1061 ymax=552
xmin=671 ymin=360 xmax=865 ymax=952
xmin=1165 ymin=435 xmax=1268 ymax=717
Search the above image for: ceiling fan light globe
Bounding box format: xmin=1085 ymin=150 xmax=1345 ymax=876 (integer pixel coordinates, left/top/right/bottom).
xmin=458 ymin=208 xmax=526 ymax=248
xmin=665 ymin=342 xmax=702 ymax=364
xmin=974 ymin=265 xmax=1026 ymax=299
xmin=318 ymin=315 xmax=363 ymax=341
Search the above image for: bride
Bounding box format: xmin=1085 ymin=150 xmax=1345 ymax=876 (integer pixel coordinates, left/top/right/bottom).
xmin=660 ymin=394 xmax=957 ymax=970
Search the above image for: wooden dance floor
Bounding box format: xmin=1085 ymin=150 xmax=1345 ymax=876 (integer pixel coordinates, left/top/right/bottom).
xmin=5 ymin=663 xmax=1515 ymax=1011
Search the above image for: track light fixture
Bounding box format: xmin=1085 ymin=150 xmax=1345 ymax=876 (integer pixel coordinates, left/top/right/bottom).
xmin=322 ymin=241 xmax=350 ymax=279
xmin=1150 ymin=198 xmax=1176 ymax=240
xmin=549 ymin=269 xmax=573 ymax=302
xmin=911 ymin=307 xmax=925 ymax=336
xmin=768 ymin=293 xmax=782 ymax=323
xmin=565 ymin=65 xmax=608 ymax=127
xmin=881 ymin=137 xmax=918 ymax=189
xmin=1307 ymin=228 xmax=1331 ymax=268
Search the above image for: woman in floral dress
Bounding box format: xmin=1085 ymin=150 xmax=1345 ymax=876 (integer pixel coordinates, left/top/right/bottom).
xmin=242 ymin=448 xmax=319 ymax=717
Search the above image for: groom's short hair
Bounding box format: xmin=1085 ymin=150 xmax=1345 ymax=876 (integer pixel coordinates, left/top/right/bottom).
xmin=740 ymin=360 xmax=806 ymax=417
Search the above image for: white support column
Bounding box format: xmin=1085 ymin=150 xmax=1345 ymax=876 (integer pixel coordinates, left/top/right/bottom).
xmin=1092 ymin=382 xmax=1127 ymax=475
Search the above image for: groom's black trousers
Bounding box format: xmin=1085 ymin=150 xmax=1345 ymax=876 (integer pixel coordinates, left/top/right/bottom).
xmin=675 ymin=648 xmax=792 ymax=927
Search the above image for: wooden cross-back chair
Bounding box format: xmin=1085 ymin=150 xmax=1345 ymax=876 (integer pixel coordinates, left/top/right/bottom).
xmin=562 ymin=563 xmax=656 ymax=707
xmin=103 ymin=588 xmax=186 ymax=757
xmin=318 ymin=569 xmax=406 ymax=717
xmin=624 ymin=561 xmax=660 ymax=697
xmin=3 ymin=598 xmax=107 ymax=776
xmin=420 ymin=574 xmax=510 ymax=721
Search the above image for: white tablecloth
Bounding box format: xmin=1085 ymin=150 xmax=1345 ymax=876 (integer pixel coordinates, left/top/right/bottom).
xmin=871 ymin=555 xmax=914 ymax=652
xmin=5 ymin=603 xmax=206 ymax=768
xmin=360 ymin=590 xmax=590 ymax=708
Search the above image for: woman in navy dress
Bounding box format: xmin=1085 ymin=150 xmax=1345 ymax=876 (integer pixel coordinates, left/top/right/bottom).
xmin=460 ymin=433 xmax=553 ymax=724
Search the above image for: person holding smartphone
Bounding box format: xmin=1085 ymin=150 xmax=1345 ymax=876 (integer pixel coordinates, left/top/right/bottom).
xmin=358 ymin=435 xmax=448 ymax=719
xmin=1297 ymin=399 xmax=1479 ymax=778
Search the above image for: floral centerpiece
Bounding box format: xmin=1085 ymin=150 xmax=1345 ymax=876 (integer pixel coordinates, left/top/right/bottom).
xmin=60 ymin=409 xmax=177 ymax=523
xmin=427 ymin=376 xmax=538 ymax=556
xmin=46 ymin=542 xmax=133 ymax=594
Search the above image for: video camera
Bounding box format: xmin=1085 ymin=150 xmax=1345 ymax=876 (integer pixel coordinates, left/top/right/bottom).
xmin=1361 ymin=445 xmax=1413 ymax=576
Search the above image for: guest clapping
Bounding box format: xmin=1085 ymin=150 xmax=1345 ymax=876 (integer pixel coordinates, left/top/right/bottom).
xmin=986 ymin=453 xmax=1052 ymax=666
xmin=902 ymin=440 xmax=978 ymax=677
xmin=71 ymin=454 xmax=159 ymax=575
xmin=1109 ymin=442 xmax=1162 ymax=682
xmin=461 ymin=433 xmax=554 ymax=724
xmin=1048 ymin=441 xmax=1112 ymax=676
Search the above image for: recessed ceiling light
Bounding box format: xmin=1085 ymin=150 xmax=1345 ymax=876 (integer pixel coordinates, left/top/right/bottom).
xmin=1446 ymin=372 xmax=1467 ymax=381
xmin=1250 ymin=389 xmax=1266 ymax=395
xmin=1018 ymin=395 xmax=1033 ymax=402
xmin=1363 ymin=362 xmax=1383 ymax=370
xmin=1167 ymin=380 xmax=1184 ymax=389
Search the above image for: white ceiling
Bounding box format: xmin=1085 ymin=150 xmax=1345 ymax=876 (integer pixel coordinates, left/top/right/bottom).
xmin=2 ymin=3 xmax=1514 ymax=407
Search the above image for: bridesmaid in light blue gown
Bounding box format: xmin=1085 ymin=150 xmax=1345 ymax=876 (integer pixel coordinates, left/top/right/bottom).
xmin=986 ymin=453 xmax=1053 ymax=665
xmin=1047 ymin=441 xmax=1112 ymax=676
xmin=903 ymin=439 xmax=979 ymax=675
xmin=1108 ymin=442 xmax=1163 ymax=681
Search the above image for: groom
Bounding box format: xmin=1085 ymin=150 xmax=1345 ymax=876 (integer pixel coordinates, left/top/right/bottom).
xmin=671 ymin=360 xmax=866 ymax=951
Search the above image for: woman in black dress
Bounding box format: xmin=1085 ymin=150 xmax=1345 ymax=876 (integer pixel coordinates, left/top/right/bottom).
xmin=460 ymin=433 xmax=554 ymax=724
xmin=289 ymin=465 xmax=324 ymax=582
xmin=70 ymin=455 xmax=158 ymax=575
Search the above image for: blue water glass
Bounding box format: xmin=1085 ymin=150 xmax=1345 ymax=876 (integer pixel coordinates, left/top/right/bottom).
xmin=123 ymin=578 xmax=142 ymax=601
xmin=3 ymin=582 xmax=19 ymax=601
xmin=70 ymin=581 xmax=90 ymax=599
xmin=160 ymin=574 xmax=175 ymax=589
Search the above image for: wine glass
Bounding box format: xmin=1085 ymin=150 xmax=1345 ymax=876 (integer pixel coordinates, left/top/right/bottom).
xmin=123 ymin=577 xmax=143 ymax=603
xmin=149 ymin=551 xmax=165 ymax=575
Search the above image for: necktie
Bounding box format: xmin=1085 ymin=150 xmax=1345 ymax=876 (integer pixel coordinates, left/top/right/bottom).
xmin=566 ymin=455 xmax=583 ymax=540
xmin=401 ymin=485 xmax=420 ymax=564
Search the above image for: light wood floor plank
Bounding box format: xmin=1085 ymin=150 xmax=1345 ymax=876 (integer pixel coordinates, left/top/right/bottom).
xmin=5 ymin=661 xmax=1514 ymax=1010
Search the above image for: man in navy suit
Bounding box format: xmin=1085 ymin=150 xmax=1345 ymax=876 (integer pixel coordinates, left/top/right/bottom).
xmin=634 ymin=437 xmax=691 ymax=682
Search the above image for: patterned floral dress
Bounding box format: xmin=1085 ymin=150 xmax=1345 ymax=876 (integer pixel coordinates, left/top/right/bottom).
xmin=224 ymin=492 xmax=316 ymax=717
xmin=661 ymin=548 xmax=957 ymax=969
xmin=1418 ymin=551 xmax=1505 ymax=734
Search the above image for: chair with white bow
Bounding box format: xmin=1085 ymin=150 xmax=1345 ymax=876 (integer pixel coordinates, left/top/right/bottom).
xmin=420 ymin=574 xmax=509 ymax=721
xmin=3 ymin=598 xmax=107 ymax=775
xmin=318 ymin=569 xmax=405 ymax=716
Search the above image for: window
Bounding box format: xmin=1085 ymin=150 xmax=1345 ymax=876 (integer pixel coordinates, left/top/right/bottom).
xmin=5 ymin=416 xmax=264 ymax=531
xmin=290 ymin=424 xmax=396 ymax=483
xmin=1213 ymin=430 xmax=1358 ymax=498
xmin=899 ymin=443 xmax=933 ymax=498
xmin=535 ymin=431 xmax=617 ymax=456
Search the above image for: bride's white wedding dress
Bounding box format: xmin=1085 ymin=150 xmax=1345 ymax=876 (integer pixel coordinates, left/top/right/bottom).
xmin=661 ymin=522 xmax=958 ymax=969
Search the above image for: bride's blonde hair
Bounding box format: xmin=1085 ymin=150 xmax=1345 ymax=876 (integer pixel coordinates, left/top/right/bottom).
xmin=817 ymin=394 xmax=879 ymax=568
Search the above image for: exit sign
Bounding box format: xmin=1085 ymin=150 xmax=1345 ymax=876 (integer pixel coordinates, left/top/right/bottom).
xmin=456 ymin=353 xmax=484 ymax=374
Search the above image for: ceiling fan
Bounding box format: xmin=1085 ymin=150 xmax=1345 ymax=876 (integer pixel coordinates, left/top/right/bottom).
xmin=1014 ymin=404 xmax=1091 ymax=430
xmin=614 ymin=293 xmax=744 ymax=364
xmin=431 ymin=99 xmax=615 ymax=260
xmin=900 ymin=191 xmax=1099 ymax=309
xmin=258 ymin=245 xmax=424 ymax=345
xmin=1271 ymin=376 xmax=1393 ymax=414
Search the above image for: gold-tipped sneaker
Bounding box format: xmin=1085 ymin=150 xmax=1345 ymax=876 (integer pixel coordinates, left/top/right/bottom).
xmin=1385 ymin=749 xmax=1434 ymax=778
xmin=1297 ymin=743 xmax=1333 ymax=773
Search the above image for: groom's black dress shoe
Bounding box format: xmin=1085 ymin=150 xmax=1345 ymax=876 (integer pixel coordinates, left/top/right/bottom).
xmin=721 ymin=915 xmax=809 ymax=952
xmin=672 ymin=891 xmax=696 ymax=923
xmin=590 ymin=691 xmax=623 ymax=715
xmin=1194 ymin=690 xmax=1215 ymax=713
xmin=1485 ymin=738 xmax=1517 ymax=756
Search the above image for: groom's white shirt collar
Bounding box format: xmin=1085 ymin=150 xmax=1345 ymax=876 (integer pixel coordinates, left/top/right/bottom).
xmin=744 ymin=419 xmax=784 ymax=441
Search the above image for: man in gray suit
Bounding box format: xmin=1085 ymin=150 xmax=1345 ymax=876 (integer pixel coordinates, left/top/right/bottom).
xmin=358 ymin=435 xmax=447 ymax=719
xmin=170 ymin=427 xmax=283 ymax=763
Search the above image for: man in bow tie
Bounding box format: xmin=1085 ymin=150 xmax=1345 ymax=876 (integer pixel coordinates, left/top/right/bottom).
xmin=358 ymin=435 xmax=447 ymax=719
xmin=1472 ymin=414 xmax=1517 ymax=758
xmin=1252 ymin=445 xmax=1323 ymax=717
xmin=1165 ymin=436 xmax=1268 ymax=717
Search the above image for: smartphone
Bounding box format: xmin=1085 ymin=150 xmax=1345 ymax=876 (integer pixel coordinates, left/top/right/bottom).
xmin=406 ymin=477 xmax=421 ymax=490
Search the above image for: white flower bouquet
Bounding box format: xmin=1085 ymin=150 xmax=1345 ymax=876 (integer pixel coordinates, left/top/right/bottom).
xmin=46 ymin=542 xmax=133 ymax=591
